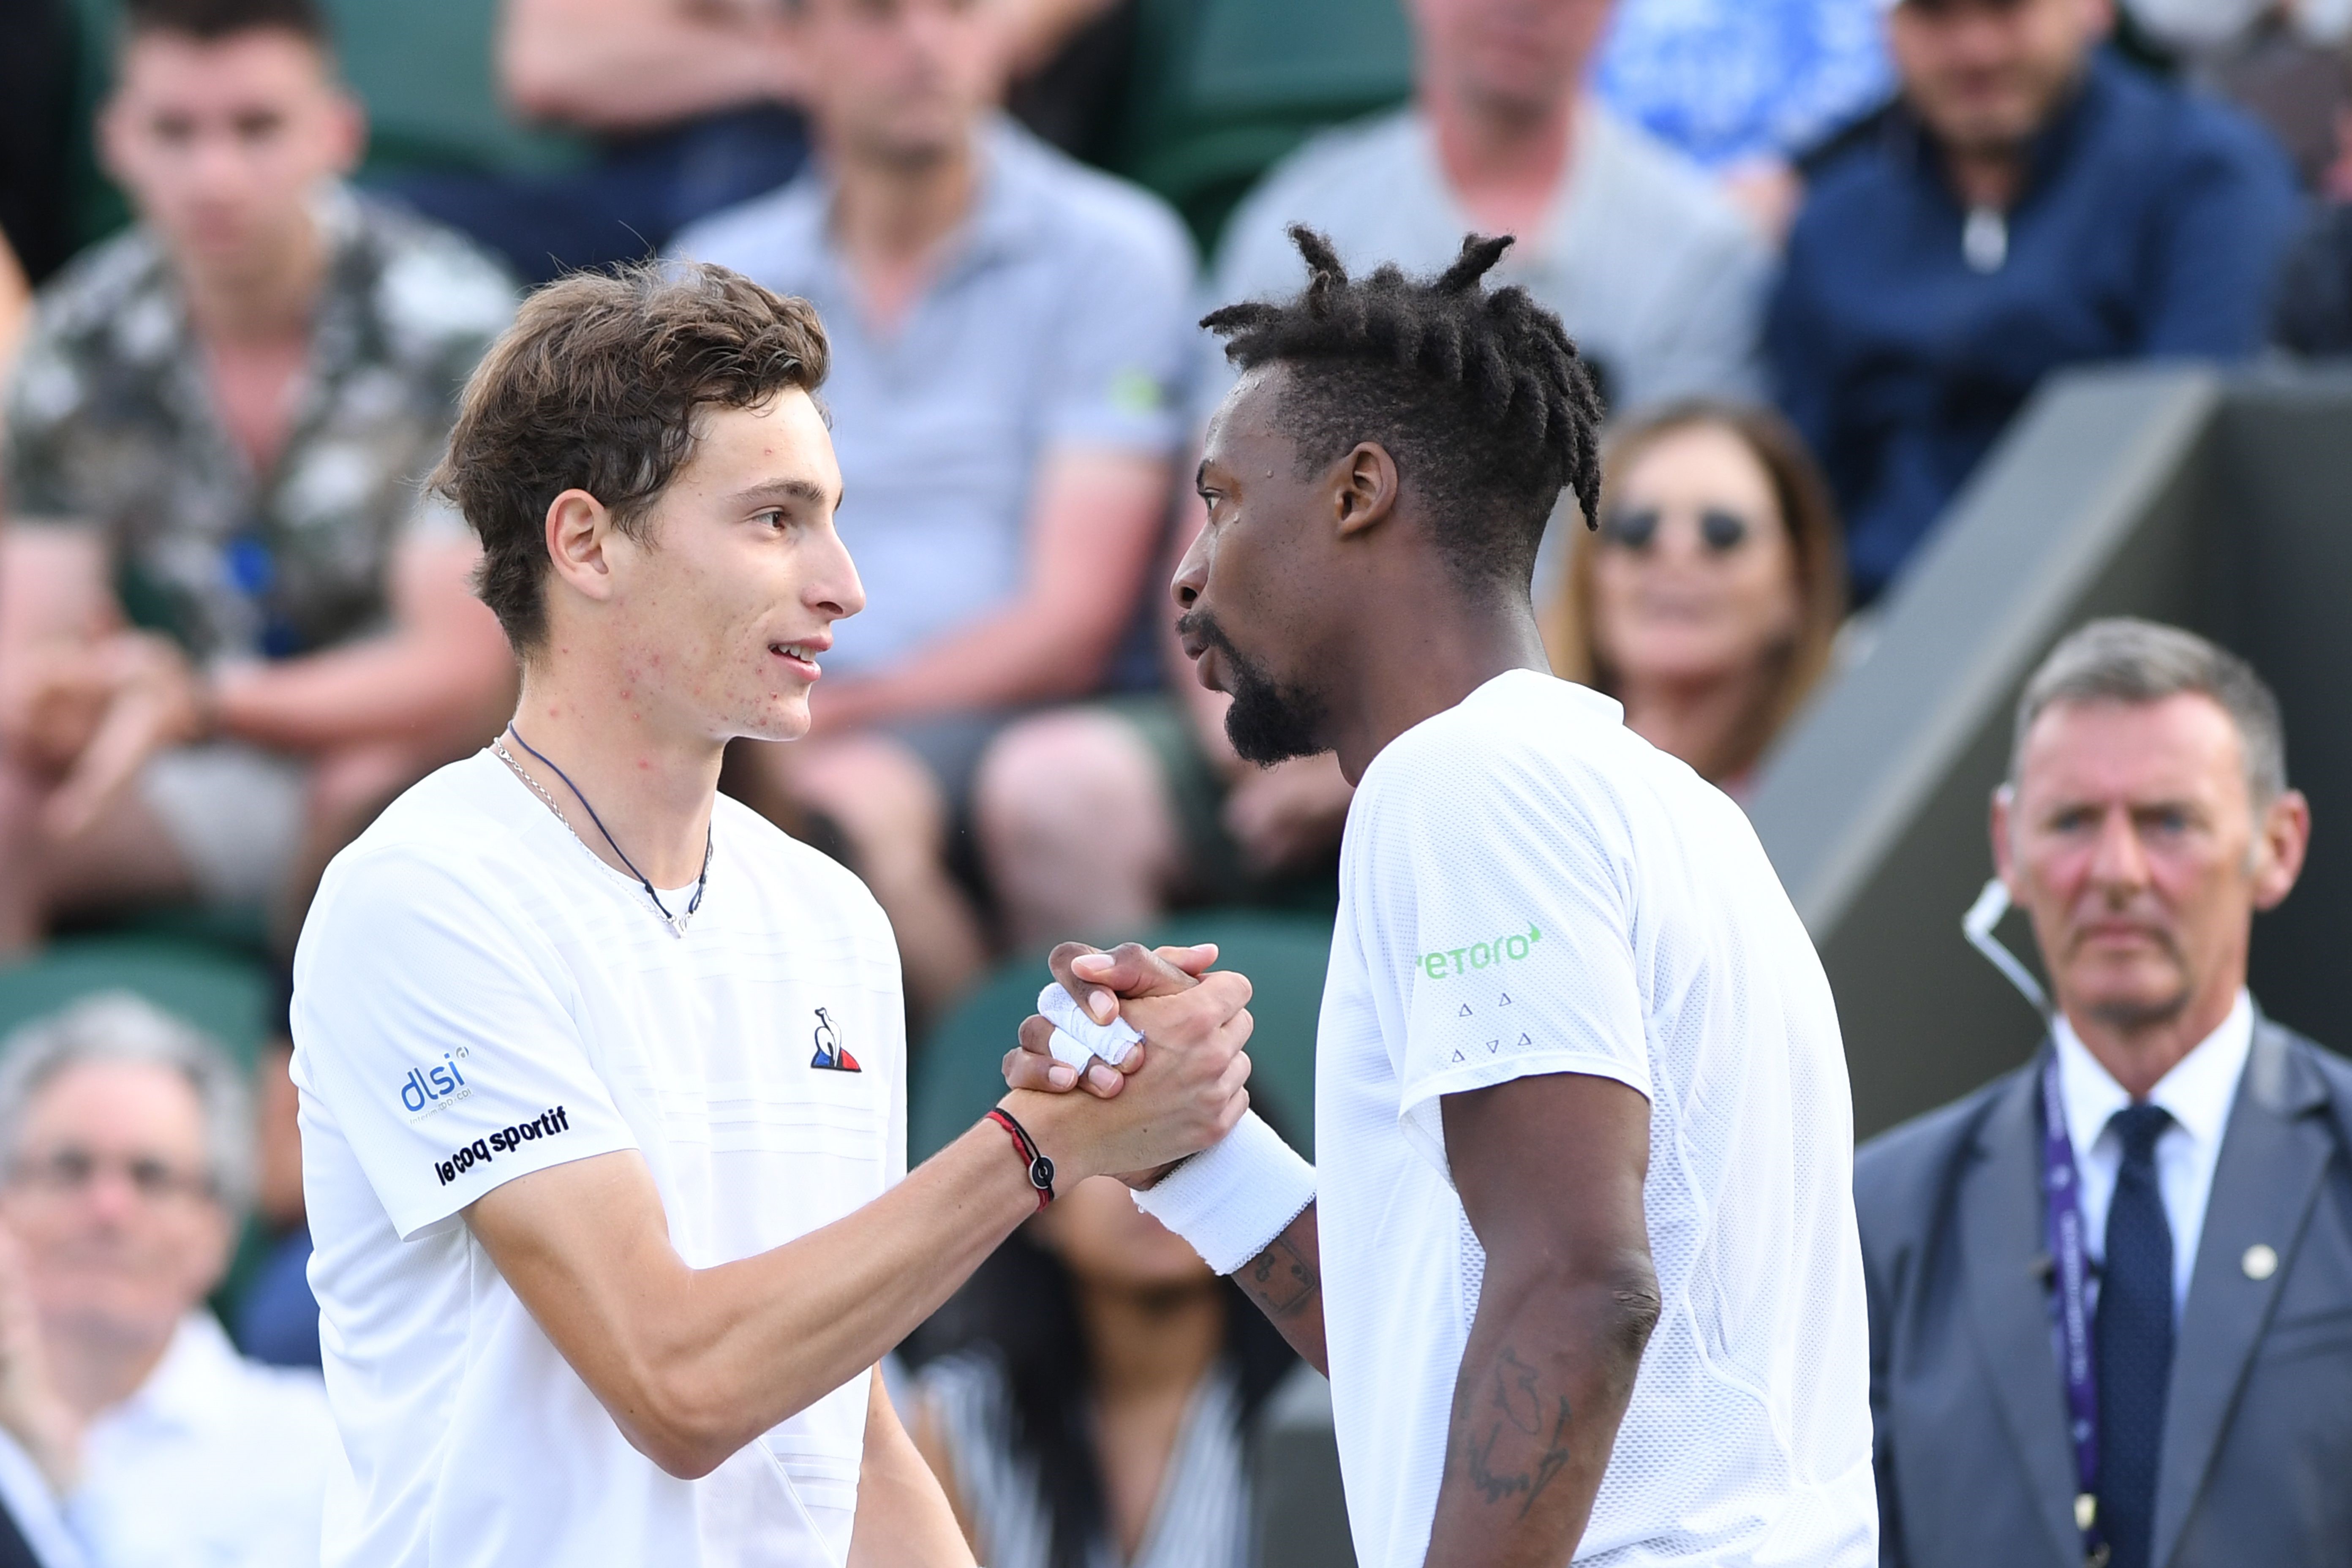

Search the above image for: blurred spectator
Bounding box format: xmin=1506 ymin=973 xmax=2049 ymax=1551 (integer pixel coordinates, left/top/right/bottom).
xmin=0 ymin=0 xmax=518 ymax=956
xmin=1769 ymin=0 xmax=2303 ymax=607
xmin=393 ymin=0 xmax=1146 ymax=289
xmin=909 ymin=1175 xmax=1296 ymax=1568
xmin=1595 ymin=0 xmax=1895 ymax=236
xmin=1206 ymin=0 xmax=1771 ymax=425
xmin=2126 ymin=0 xmax=2352 ymax=191
xmin=231 ymin=1034 xmax=316 ymax=1369
xmin=670 ymin=0 xmax=1194 ymax=1018
xmin=387 ymin=0 xmax=806 ymax=286
xmin=1542 ymin=401 xmax=1846 ymax=793
xmin=0 ymin=993 xmax=338 ymax=1568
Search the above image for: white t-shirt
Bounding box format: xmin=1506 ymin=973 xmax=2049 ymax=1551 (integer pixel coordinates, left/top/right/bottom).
xmin=1314 ymin=671 xmax=1875 ymax=1567
xmin=290 ymin=751 xmax=906 ymax=1568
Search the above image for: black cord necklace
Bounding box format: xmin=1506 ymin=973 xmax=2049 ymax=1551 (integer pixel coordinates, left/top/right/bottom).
xmin=503 ymin=724 xmax=711 ymax=936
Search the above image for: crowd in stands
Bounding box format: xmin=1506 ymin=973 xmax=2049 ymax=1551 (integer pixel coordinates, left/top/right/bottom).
xmin=1 ymin=0 xmax=2350 ymax=1562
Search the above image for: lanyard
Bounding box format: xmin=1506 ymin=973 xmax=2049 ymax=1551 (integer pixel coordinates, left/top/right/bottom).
xmin=2040 ymin=1051 xmax=2110 ymax=1568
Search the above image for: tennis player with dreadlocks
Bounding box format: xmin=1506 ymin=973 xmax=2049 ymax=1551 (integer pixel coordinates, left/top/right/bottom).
xmin=1010 ymin=228 xmax=1877 ymax=1567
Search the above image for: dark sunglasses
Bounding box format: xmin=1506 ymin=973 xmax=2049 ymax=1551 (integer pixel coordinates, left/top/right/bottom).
xmin=1598 ymin=506 xmax=1753 ymax=555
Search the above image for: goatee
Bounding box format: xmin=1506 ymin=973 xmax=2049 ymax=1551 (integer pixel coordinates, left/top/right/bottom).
xmin=1180 ymin=612 xmax=1330 ymax=767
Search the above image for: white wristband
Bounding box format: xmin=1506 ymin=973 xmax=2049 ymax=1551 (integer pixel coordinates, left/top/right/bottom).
xmin=1131 ymin=1111 xmax=1315 ymax=1276
xmin=1038 ymin=983 xmax=1143 ymax=1073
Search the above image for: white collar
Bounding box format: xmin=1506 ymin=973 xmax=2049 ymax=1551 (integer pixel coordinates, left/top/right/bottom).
xmin=2052 ymin=989 xmax=2254 ymax=1157
xmin=93 ymin=1312 xmax=248 ymax=1440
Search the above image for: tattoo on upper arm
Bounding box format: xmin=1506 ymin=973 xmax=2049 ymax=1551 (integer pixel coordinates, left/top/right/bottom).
xmin=1462 ymin=1347 xmax=1576 ymax=1519
xmin=1243 ymin=1233 xmax=1319 ymax=1318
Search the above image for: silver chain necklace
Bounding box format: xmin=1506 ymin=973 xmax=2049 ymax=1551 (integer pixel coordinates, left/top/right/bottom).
xmin=492 ymin=732 xmax=710 ymax=937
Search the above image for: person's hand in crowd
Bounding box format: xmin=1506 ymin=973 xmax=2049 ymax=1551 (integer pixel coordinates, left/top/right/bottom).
xmin=0 ymin=1227 xmax=80 ymax=1493
xmin=1003 ymin=941 xmax=1238 ymax=1188
xmin=0 ymin=640 xmax=117 ymax=774
xmin=38 ymin=632 xmax=212 ymax=841
xmin=1222 ymin=753 xmax=1353 ymax=875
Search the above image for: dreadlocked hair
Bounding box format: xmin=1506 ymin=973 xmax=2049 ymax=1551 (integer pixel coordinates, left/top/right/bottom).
xmin=1202 ymin=226 xmax=1606 ymax=594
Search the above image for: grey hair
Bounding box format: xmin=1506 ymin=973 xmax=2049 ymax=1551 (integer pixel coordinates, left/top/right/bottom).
xmin=0 ymin=993 xmax=255 ymax=1215
xmin=2010 ymin=618 xmax=2287 ymax=805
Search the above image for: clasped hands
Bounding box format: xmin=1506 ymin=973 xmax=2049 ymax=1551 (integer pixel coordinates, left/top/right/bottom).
xmin=0 ymin=630 xmax=211 ymax=839
xmin=996 ymin=941 xmax=1247 ymax=1189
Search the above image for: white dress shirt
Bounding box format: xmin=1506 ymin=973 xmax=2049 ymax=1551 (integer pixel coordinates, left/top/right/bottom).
xmin=69 ymin=1312 xmax=340 ymax=1568
xmin=2053 ymin=989 xmax=2255 ymax=1314
xmin=0 ymin=1427 xmax=82 ymax=1568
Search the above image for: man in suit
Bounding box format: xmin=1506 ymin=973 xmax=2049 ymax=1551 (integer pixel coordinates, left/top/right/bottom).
xmin=1857 ymin=616 xmax=2352 ymax=1568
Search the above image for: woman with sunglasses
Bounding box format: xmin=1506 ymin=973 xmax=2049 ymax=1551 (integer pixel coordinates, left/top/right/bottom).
xmin=1543 ymin=400 xmax=1848 ymax=795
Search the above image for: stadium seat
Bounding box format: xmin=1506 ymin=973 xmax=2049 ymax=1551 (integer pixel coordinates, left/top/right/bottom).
xmin=909 ymin=909 xmax=1335 ymax=1164
xmin=0 ymin=934 xmax=275 ymax=1070
xmin=1108 ymin=0 xmax=1414 ymax=253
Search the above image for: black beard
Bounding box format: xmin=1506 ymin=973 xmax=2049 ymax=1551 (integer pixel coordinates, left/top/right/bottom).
xmin=1184 ymin=612 xmax=1329 ymax=767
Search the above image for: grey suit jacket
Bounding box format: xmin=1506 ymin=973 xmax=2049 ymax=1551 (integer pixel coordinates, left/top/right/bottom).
xmin=1855 ymin=1015 xmax=2352 ymax=1568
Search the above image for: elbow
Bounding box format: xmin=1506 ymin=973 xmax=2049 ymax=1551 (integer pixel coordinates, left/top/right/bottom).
xmin=613 ymin=1361 xmax=762 ymax=1481
xmin=635 ymin=1432 xmax=727 ymax=1483
xmin=1499 ymin=1244 xmax=1661 ymax=1372
xmin=1600 ymin=1257 xmax=1663 ymax=1365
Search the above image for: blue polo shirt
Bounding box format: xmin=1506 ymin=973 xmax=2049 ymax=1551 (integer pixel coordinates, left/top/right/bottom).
xmin=1767 ymin=55 xmax=2300 ymax=604
xmin=670 ymin=120 xmax=1195 ymax=677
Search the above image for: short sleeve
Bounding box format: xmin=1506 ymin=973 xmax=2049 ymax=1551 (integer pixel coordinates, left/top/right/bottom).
xmin=1354 ymin=745 xmax=1652 ymax=1182
xmin=1039 ymin=210 xmax=1197 ymax=457
xmin=0 ymin=311 xmax=96 ymax=524
xmin=291 ymin=848 xmax=639 ymax=1239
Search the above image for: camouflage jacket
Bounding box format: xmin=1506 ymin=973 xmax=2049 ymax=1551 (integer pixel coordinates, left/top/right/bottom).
xmin=2 ymin=188 xmax=515 ymax=663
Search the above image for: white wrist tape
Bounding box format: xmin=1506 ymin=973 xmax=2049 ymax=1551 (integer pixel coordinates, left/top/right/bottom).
xmin=1038 ymin=983 xmax=1143 ymax=1073
xmin=1131 ymin=1111 xmax=1316 ymax=1276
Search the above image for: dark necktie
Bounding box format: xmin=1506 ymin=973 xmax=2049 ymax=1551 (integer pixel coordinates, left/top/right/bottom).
xmin=2097 ymin=1102 xmax=2175 ymax=1568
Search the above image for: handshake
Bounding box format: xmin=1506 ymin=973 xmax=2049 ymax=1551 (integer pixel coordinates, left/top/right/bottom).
xmin=993 ymin=941 xmax=1256 ymax=1192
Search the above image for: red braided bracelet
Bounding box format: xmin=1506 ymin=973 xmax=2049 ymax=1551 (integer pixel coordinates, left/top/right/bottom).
xmin=985 ymin=1108 xmax=1054 ymax=1211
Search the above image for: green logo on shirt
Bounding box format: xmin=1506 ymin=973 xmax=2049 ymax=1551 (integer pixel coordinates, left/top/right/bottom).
xmin=1109 ymin=367 xmax=1163 ymax=414
xmin=1418 ymin=923 xmax=1541 ymax=980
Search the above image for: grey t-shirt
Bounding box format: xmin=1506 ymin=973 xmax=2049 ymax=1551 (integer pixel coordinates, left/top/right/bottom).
xmin=1201 ymin=102 xmax=1769 ymax=426
xmin=671 ymin=120 xmax=1198 ymax=678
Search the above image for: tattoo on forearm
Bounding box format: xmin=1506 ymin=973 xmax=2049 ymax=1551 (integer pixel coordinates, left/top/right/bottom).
xmin=1462 ymin=1348 xmax=1576 ymax=1519
xmin=1244 ymin=1234 xmax=1319 ymax=1318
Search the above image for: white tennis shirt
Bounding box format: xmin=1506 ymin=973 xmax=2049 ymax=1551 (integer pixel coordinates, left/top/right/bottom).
xmin=1314 ymin=671 xmax=1875 ymax=1566
xmin=290 ymin=751 xmax=906 ymax=1568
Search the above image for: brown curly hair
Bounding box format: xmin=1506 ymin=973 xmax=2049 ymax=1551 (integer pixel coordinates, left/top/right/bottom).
xmin=430 ymin=261 xmax=830 ymax=655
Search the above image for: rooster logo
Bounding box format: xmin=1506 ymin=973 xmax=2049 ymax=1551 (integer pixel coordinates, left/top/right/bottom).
xmin=810 ymin=1007 xmax=860 ymax=1072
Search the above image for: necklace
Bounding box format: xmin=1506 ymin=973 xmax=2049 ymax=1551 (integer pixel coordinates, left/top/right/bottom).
xmin=493 ymin=726 xmax=711 ymax=938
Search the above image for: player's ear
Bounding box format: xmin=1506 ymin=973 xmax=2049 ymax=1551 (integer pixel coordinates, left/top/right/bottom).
xmin=544 ymin=489 xmax=620 ymax=605
xmin=1331 ymin=443 xmax=1400 ymax=541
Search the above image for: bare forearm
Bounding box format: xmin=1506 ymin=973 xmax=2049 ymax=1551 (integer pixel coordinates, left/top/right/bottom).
xmin=1423 ymin=1261 xmax=1658 ymax=1568
xmin=849 ymin=1370 xmax=974 ymax=1568
xmin=0 ymin=527 xmax=115 ymax=656
xmin=501 ymin=0 xmax=789 ymax=128
xmin=1232 ymin=1205 xmax=1328 ymax=1374
xmin=620 ymin=1121 xmax=1050 ymax=1471
xmin=214 ymin=632 xmax=513 ymax=752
